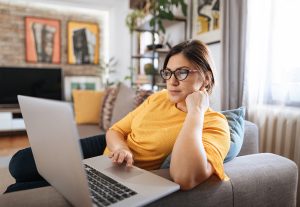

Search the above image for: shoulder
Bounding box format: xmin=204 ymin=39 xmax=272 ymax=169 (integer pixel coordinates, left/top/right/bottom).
xmin=204 ymin=108 xmax=229 ymax=130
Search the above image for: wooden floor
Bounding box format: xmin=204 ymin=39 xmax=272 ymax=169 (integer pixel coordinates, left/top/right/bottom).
xmin=0 ymin=133 xmax=30 ymax=156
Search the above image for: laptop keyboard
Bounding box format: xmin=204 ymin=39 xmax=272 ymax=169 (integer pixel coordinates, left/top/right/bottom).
xmin=84 ymin=164 xmax=137 ymax=207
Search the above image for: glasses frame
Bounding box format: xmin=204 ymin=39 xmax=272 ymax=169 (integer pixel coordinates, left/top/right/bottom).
xmin=160 ymin=67 xmax=199 ymax=81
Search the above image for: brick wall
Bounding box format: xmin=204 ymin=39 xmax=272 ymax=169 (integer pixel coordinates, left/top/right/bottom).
xmin=0 ymin=2 xmax=103 ymax=76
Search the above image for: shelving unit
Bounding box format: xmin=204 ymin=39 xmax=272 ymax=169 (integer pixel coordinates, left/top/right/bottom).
xmin=0 ymin=108 xmax=25 ymax=133
xmin=130 ymin=14 xmax=187 ymax=90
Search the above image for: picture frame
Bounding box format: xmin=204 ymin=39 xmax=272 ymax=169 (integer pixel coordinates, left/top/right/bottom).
xmin=67 ymin=21 xmax=100 ymax=65
xmin=25 ymin=16 xmax=61 ymax=63
xmin=64 ymin=76 xmax=102 ymax=101
xmin=192 ymin=0 xmax=221 ymax=45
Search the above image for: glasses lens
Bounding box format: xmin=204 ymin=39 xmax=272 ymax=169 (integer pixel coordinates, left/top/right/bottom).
xmin=175 ymin=69 xmax=189 ymax=80
xmin=161 ymin=69 xmax=171 ymax=80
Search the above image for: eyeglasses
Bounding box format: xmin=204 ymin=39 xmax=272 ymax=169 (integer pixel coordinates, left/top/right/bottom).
xmin=160 ymin=68 xmax=199 ymax=81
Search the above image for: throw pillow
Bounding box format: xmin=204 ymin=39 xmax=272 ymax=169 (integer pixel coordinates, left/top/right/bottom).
xmin=72 ymin=90 xmax=105 ymax=124
xmin=222 ymin=107 xmax=245 ymax=163
xmin=99 ymin=85 xmax=119 ymax=130
xmin=111 ymin=83 xmax=136 ymax=126
xmin=134 ymin=89 xmax=154 ymax=108
xmin=160 ymin=107 xmax=246 ymax=169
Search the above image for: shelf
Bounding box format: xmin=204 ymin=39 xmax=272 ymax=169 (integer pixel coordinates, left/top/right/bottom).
xmin=135 ymin=14 xmax=187 ymax=32
xmin=0 ymin=108 xmax=21 ymax=113
xmin=155 ymin=48 xmax=170 ymax=53
xmin=131 ymin=54 xmax=158 ymax=59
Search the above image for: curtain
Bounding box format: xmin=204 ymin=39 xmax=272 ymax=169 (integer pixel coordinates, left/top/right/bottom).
xmin=221 ymin=0 xmax=248 ymax=110
xmin=245 ymin=0 xmax=300 ymax=108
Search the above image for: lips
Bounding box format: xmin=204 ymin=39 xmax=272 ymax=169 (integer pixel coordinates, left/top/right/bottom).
xmin=169 ymin=90 xmax=181 ymax=95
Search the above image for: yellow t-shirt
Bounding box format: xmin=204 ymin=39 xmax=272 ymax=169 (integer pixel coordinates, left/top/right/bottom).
xmin=103 ymin=90 xmax=230 ymax=180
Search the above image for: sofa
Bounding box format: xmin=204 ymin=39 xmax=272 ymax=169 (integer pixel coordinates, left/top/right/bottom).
xmin=0 ymin=84 xmax=298 ymax=206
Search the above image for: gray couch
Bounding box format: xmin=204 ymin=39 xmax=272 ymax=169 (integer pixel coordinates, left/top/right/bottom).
xmin=0 ymin=121 xmax=298 ymax=206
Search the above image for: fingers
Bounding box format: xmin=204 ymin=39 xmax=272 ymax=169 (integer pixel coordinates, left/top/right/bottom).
xmin=125 ymin=154 xmax=134 ymax=167
xmin=200 ymin=84 xmax=207 ymax=92
xmin=109 ymin=150 xmax=134 ymax=167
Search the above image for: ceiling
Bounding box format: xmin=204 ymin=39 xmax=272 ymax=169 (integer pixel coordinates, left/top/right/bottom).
xmin=3 ymin=0 xmax=128 ymax=10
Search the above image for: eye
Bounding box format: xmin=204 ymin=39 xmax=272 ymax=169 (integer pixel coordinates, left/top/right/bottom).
xmin=163 ymin=70 xmax=171 ymax=76
xmin=178 ymin=69 xmax=188 ymax=75
xmin=175 ymin=69 xmax=189 ymax=80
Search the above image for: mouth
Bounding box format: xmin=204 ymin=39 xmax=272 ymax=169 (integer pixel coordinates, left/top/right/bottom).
xmin=168 ymin=90 xmax=181 ymax=95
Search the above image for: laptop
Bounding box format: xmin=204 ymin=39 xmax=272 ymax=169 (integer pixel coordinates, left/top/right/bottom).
xmin=18 ymin=95 xmax=180 ymax=207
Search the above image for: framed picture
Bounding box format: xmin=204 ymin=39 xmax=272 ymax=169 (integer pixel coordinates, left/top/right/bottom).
xmin=64 ymin=76 xmax=102 ymax=101
xmin=25 ymin=17 xmax=61 ymax=63
xmin=67 ymin=21 xmax=99 ymax=64
xmin=192 ymin=0 xmax=221 ymax=44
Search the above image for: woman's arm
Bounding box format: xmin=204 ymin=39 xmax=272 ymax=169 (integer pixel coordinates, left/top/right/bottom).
xmin=170 ymin=91 xmax=213 ymax=190
xmin=106 ymin=129 xmax=134 ymax=167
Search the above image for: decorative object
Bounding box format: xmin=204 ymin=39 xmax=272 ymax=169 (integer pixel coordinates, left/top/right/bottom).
xmin=96 ymin=57 xmax=118 ymax=88
xmin=144 ymin=63 xmax=156 ymax=75
xmin=192 ymin=0 xmax=221 ymax=44
xmin=64 ymin=76 xmax=101 ymax=101
xmin=25 ymin=17 xmax=61 ymax=63
xmin=67 ymin=21 xmax=99 ymax=64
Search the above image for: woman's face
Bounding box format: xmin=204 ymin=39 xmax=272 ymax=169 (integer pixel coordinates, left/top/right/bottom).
xmin=166 ymin=53 xmax=205 ymax=104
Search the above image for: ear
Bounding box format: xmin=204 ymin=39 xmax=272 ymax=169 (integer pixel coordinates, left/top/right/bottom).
xmin=200 ymin=80 xmax=209 ymax=91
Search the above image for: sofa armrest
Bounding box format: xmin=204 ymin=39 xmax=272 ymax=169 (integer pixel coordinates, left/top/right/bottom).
xmin=148 ymin=153 xmax=297 ymax=207
xmin=226 ymin=153 xmax=297 ymax=207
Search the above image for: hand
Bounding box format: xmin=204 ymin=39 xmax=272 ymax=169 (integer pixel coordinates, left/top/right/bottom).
xmin=108 ymin=148 xmax=134 ymax=167
xmin=185 ymin=89 xmax=209 ymax=113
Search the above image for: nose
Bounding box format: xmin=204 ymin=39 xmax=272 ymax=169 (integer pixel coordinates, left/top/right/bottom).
xmin=168 ymin=74 xmax=179 ymax=86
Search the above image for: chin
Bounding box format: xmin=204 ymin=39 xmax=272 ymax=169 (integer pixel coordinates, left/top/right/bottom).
xmin=167 ymin=92 xmax=185 ymax=104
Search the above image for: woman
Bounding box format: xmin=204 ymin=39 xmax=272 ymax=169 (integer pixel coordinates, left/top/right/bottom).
xmin=5 ymin=40 xmax=230 ymax=193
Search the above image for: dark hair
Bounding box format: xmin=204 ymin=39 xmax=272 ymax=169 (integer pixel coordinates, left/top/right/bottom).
xmin=163 ymin=40 xmax=215 ymax=94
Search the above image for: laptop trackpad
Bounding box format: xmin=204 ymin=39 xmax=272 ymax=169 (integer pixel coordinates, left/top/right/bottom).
xmin=104 ymin=165 xmax=143 ymax=180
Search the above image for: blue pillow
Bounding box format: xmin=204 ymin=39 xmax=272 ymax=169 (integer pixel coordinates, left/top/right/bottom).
xmin=222 ymin=107 xmax=245 ymax=163
xmin=160 ymin=107 xmax=245 ymax=169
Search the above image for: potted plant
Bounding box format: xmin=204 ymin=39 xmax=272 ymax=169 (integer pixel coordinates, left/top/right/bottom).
xmin=126 ymin=0 xmax=187 ymax=34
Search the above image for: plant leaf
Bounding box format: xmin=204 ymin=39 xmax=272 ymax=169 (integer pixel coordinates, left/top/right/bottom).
xmin=158 ymin=19 xmax=165 ymax=33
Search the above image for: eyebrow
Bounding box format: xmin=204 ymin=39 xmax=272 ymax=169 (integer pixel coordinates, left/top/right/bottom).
xmin=165 ymin=66 xmax=191 ymax=71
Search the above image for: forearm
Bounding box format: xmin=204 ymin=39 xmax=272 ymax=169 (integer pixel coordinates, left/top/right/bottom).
xmin=106 ymin=129 xmax=129 ymax=152
xmin=170 ymin=109 xmax=212 ymax=189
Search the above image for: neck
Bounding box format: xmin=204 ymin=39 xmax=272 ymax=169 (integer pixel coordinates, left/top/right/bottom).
xmin=176 ymin=101 xmax=187 ymax=112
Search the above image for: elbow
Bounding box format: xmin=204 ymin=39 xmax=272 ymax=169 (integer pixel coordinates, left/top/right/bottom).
xmin=170 ymin=167 xmax=212 ymax=190
xmin=172 ymin=174 xmax=210 ymax=191
xmin=174 ymin=178 xmax=197 ymax=190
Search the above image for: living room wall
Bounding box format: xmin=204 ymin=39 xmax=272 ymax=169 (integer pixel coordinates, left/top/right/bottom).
xmin=0 ymin=2 xmax=106 ymax=76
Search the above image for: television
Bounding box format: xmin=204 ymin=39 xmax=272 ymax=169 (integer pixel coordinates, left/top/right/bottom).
xmin=0 ymin=67 xmax=63 ymax=108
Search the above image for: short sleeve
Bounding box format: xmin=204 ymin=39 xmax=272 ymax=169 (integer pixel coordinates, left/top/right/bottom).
xmin=109 ymin=95 xmax=150 ymax=137
xmin=202 ymin=111 xmax=230 ymax=180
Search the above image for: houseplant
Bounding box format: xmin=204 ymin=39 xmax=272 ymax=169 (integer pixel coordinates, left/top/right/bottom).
xmin=126 ymin=0 xmax=187 ymax=34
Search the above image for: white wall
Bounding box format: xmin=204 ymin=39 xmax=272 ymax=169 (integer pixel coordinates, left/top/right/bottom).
xmin=107 ymin=0 xmax=131 ymax=85
xmin=208 ymin=43 xmax=222 ymax=111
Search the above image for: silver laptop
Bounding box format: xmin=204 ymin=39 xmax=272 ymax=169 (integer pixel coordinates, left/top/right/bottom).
xmin=18 ymin=95 xmax=179 ymax=207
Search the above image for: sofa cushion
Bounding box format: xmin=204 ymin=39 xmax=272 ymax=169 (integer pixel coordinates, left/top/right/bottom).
xmin=110 ymin=83 xmax=136 ymax=126
xmin=222 ymin=107 xmax=245 ymax=162
xmin=134 ymin=89 xmax=154 ymax=108
xmin=99 ymin=86 xmax=119 ymax=131
xmin=72 ymin=90 xmax=105 ymax=124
